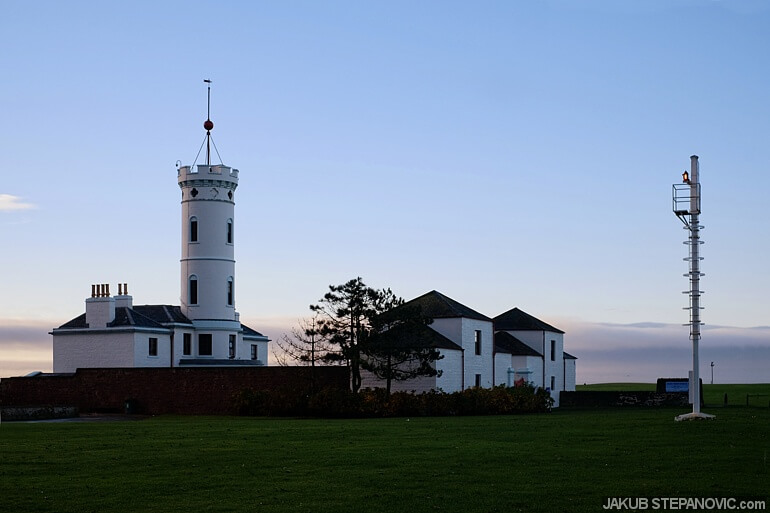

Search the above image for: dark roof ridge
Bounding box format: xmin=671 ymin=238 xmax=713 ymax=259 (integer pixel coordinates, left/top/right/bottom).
xmin=404 ymin=290 xmax=492 ymax=322
xmin=493 ymin=307 xmax=564 ymax=334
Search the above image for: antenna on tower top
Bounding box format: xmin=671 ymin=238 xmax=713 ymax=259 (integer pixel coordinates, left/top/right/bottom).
xmin=203 ymin=79 xmax=213 ymax=166
xmin=191 ymin=79 xmax=224 ymax=168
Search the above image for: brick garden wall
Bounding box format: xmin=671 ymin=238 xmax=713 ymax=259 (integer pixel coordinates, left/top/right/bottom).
xmin=0 ymin=367 xmax=349 ymax=415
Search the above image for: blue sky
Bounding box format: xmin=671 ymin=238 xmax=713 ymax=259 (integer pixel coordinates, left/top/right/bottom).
xmin=1 ymin=0 xmax=768 ymax=382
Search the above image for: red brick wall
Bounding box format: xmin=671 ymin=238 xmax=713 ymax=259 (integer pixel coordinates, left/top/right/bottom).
xmin=0 ymin=367 xmax=349 ymax=415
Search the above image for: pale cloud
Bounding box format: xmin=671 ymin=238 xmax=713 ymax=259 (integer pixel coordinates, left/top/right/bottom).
xmin=0 ymin=194 xmax=36 ymax=212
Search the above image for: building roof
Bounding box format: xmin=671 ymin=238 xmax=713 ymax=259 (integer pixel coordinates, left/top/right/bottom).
xmin=494 ymin=331 xmax=543 ymax=357
xmin=110 ymin=307 xmax=167 ymax=329
xmin=493 ymin=307 xmax=564 ymax=334
xmin=402 ymin=290 xmax=492 ymax=322
xmin=57 ymin=313 xmax=88 ymax=329
xmin=241 ymin=324 xmax=266 ymax=339
xmin=368 ymin=322 xmax=463 ymax=352
xmin=133 ymin=305 xmax=192 ymax=325
xmin=56 ymin=304 xmax=193 ymax=330
xmin=563 ymin=351 xmax=578 ymax=360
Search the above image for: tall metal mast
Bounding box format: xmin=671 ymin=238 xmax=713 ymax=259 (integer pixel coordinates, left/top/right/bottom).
xmin=204 ymin=79 xmax=213 ymax=166
xmin=672 ymin=155 xmax=714 ymax=421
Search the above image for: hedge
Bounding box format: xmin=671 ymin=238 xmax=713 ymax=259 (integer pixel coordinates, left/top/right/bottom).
xmin=233 ymin=384 xmax=553 ymax=418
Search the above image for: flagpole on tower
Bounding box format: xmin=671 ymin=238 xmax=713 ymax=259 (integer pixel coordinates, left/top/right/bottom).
xmin=204 ymin=79 xmax=213 ymax=166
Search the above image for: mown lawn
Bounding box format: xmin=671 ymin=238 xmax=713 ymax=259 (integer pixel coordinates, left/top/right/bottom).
xmin=1 ymin=407 xmax=768 ymax=513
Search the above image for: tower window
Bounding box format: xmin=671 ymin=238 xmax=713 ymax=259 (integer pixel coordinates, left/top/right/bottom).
xmin=227 ymin=278 xmax=234 ymax=306
xmin=183 ymin=333 xmax=191 ymax=356
xmin=198 ymin=334 xmax=212 ymax=356
xmin=475 ymin=374 xmax=482 ymax=388
xmin=190 ymin=217 xmax=198 ymax=242
xmin=551 ymin=340 xmax=556 ymax=361
xmin=227 ymin=219 xmax=233 ymax=244
xmin=229 ymin=334 xmax=236 ymax=359
xmin=189 ymin=276 xmax=198 ymax=305
xmin=474 ymin=330 xmax=482 ymax=355
xmin=251 ymin=344 xmax=258 ymax=360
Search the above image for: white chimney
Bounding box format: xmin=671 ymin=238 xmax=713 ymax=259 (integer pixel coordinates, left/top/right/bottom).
xmin=85 ymin=283 xmax=116 ymax=328
xmin=115 ymin=282 xmax=133 ymax=309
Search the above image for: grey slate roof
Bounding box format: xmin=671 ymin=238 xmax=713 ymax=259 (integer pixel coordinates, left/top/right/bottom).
xmin=133 ymin=305 xmax=192 ymax=325
xmin=110 ymin=307 xmax=167 ymax=329
xmin=493 ymin=307 xmax=564 ymax=334
xmin=379 ymin=323 xmax=463 ymax=351
xmin=402 ymin=290 xmax=492 ymax=322
xmin=494 ymin=331 xmax=543 ymax=357
xmin=57 ymin=313 xmax=88 ymax=329
xmin=241 ymin=324 xmax=267 ymax=339
xmin=563 ymin=351 xmax=577 ymax=360
xmin=57 ymin=305 xmax=192 ymax=330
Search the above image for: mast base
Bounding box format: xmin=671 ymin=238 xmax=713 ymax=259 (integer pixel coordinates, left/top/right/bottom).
xmin=674 ymin=412 xmax=715 ymax=422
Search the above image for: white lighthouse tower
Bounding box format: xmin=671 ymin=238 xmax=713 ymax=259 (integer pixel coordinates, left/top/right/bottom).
xmin=50 ymin=81 xmax=268 ymax=372
xmin=177 ymin=81 xmax=242 ymax=360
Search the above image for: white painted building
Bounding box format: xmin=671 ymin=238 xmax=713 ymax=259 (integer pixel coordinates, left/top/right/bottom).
xmin=51 ymin=108 xmax=269 ymax=373
xmin=361 ymin=290 xmax=577 ymax=406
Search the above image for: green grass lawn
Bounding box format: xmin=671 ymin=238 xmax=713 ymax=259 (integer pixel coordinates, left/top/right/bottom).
xmin=1 ymin=408 xmax=768 ymax=513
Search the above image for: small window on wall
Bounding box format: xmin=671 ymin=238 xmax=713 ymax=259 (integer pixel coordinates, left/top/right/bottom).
xmin=149 ymin=338 xmax=158 ymax=356
xmin=475 ymin=374 xmax=481 ymax=388
xmin=550 ymin=376 xmax=555 ymax=391
xmin=190 ymin=217 xmax=198 ymax=242
xmin=227 ymin=278 xmax=234 ymax=306
xmin=474 ymin=330 xmax=482 ymax=355
xmin=183 ymin=333 xmax=191 ymax=356
xmin=551 ymin=340 xmax=556 ymax=361
xmin=229 ymin=335 xmax=236 ymax=359
xmin=189 ymin=276 xmax=198 ymax=305
xmin=251 ymin=344 xmax=258 ymax=360
xmin=198 ymin=334 xmax=212 ymax=356
xmin=226 ymin=219 xmax=233 ymax=244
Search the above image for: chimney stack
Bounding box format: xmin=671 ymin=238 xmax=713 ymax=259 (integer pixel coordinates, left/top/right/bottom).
xmin=85 ymin=283 xmax=115 ymax=327
xmin=115 ymin=282 xmax=133 ymax=309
